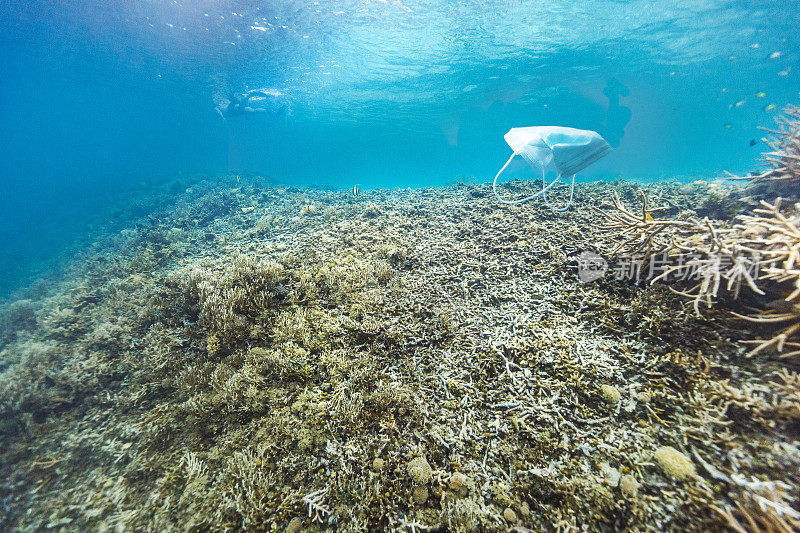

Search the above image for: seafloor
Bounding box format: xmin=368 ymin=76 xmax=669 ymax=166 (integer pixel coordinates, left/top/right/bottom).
xmin=0 ymin=177 xmax=797 ymax=532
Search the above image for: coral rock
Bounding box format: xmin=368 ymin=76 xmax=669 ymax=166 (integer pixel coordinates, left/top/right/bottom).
xmin=407 ymin=456 xmax=432 ymax=485
xmin=412 ymin=485 xmax=428 ymax=505
xmin=619 ymin=474 xmax=641 ymax=497
xmin=601 ymin=384 xmax=621 ymax=405
xmin=654 ymin=446 xmax=696 ymax=480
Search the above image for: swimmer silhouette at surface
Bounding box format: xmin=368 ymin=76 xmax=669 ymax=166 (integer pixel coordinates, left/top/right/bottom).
xmin=214 ymin=88 xmax=288 ymax=120
xmin=215 ymin=91 xmax=267 ymax=119
xmin=602 ymin=78 xmax=632 ymax=148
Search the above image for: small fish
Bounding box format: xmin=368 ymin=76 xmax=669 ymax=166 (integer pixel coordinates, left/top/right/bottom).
xmin=763 ymin=103 xmax=777 ymax=112
xmin=749 ymin=139 xmax=757 ymax=147
xmin=768 ymin=51 xmax=781 ymax=60
xmin=778 ymin=69 xmax=790 ymax=76
xmin=735 ymin=100 xmax=746 ymax=108
xmin=724 ymin=123 xmax=733 ymax=130
xmin=756 ymin=91 xmax=767 ymax=98
xmin=645 ymin=213 xmax=653 ymax=222
xmin=352 ymin=185 xmax=359 ymax=197
xmin=750 ymin=43 xmax=760 ymax=49
xmin=721 ymin=88 xmax=728 ymax=93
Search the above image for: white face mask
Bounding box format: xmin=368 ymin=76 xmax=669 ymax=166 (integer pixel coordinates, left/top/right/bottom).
xmin=492 ymin=126 xmax=612 ymax=212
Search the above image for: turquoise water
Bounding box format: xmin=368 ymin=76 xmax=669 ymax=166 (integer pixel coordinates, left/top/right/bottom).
xmin=0 ymin=0 xmax=798 ymax=296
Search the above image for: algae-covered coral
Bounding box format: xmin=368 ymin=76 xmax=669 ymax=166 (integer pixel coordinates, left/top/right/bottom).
xmin=0 ymin=173 xmax=798 ymax=531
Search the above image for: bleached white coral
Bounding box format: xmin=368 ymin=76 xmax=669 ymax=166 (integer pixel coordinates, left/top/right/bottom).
xmin=303 ymin=488 xmax=331 ymax=524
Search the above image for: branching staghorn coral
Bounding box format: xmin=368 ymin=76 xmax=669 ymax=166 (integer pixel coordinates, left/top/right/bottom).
xmin=174 ymin=254 xmax=286 ymax=339
xmin=595 ymin=189 xmax=761 ymax=313
xmin=736 ymin=198 xmax=800 ymax=293
xmin=730 ymin=198 xmax=800 ymax=357
xmin=597 ymin=191 xmax=800 ymax=357
xmin=713 ymin=494 xmax=799 ymax=533
xmin=650 ymin=216 xmax=763 ymax=314
xmin=713 ymin=476 xmax=800 ymax=533
xmin=303 ymin=488 xmax=331 ymax=524
xmin=710 ymin=368 xmax=800 ymax=427
xmin=728 ymin=102 xmax=800 ymax=187
xmin=592 ymin=189 xmax=692 ymax=256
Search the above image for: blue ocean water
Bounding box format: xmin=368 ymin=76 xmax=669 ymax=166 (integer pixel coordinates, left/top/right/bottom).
xmin=0 ymin=0 xmax=798 ymax=297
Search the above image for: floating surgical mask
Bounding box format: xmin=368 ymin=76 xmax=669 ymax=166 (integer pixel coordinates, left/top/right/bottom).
xmin=492 ymin=126 xmax=612 ymax=211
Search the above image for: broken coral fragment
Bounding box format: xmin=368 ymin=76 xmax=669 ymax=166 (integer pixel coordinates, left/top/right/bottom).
xmin=599 ymin=462 xmax=621 ymax=487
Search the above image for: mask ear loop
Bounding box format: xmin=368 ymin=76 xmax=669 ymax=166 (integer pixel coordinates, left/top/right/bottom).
xmin=541 ymin=167 xmax=576 ymax=212
xmin=492 ymin=151 xmax=566 ymax=205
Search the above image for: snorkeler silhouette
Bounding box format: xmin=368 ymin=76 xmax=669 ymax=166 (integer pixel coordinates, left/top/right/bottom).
xmin=602 ymin=78 xmax=632 ymax=148
xmin=215 ymin=88 xmax=289 ymax=120
xmin=215 ymin=90 xmax=269 ymax=119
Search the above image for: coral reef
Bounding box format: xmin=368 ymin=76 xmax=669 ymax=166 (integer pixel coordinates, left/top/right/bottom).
xmin=592 ymin=104 xmax=800 ymax=532
xmin=0 ymin=176 xmax=798 ymax=532
xmin=596 ymin=189 xmax=800 ymax=359
xmin=729 ymin=100 xmax=800 ymax=198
